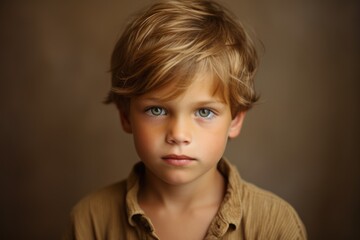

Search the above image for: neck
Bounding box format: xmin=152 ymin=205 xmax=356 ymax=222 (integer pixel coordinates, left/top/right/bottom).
xmin=138 ymin=167 xmax=226 ymax=213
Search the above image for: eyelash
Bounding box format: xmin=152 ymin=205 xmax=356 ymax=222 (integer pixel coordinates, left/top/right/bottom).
xmin=145 ymin=106 xmax=167 ymax=116
xmin=145 ymin=106 xmax=216 ymax=119
xmin=195 ymin=108 xmax=215 ymax=119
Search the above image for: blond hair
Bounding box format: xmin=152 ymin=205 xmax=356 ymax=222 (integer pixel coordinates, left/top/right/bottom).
xmin=106 ymin=0 xmax=259 ymax=116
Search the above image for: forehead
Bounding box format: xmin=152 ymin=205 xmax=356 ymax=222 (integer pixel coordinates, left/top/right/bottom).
xmin=136 ymin=72 xmax=228 ymax=103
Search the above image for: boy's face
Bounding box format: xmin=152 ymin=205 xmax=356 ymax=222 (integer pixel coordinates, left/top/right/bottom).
xmin=120 ymin=74 xmax=245 ymax=186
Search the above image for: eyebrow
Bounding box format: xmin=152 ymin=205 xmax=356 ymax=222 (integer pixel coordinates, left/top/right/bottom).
xmin=193 ymin=100 xmax=227 ymax=105
xmin=141 ymin=97 xmax=226 ymax=105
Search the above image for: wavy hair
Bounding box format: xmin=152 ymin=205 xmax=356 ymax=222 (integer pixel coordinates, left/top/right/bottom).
xmin=106 ymin=0 xmax=259 ymax=116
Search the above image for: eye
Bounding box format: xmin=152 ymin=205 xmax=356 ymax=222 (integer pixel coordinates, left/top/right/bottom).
xmin=196 ymin=108 xmax=215 ymax=119
xmin=146 ymin=107 xmax=167 ymax=116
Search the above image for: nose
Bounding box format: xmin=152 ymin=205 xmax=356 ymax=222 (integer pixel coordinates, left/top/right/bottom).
xmin=165 ymin=117 xmax=192 ymax=145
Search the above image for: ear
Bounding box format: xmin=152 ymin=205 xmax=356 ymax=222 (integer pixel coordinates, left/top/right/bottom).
xmin=119 ymin=110 xmax=133 ymax=134
xmin=228 ymin=111 xmax=246 ymax=139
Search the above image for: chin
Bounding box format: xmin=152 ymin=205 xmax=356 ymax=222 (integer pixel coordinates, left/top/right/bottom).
xmin=159 ymin=173 xmax=196 ymax=186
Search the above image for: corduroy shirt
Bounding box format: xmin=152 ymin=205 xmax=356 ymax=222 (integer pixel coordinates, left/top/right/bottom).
xmin=63 ymin=159 xmax=307 ymax=239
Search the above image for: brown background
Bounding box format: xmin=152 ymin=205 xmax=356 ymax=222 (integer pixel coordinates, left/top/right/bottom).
xmin=1 ymin=0 xmax=359 ymax=239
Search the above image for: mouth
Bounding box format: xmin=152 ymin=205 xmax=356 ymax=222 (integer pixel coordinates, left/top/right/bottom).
xmin=161 ymin=154 xmax=195 ymax=166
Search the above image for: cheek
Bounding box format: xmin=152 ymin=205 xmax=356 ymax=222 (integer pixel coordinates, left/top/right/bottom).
xmin=199 ymin=125 xmax=230 ymax=153
xmin=132 ymin=122 xmax=160 ymax=156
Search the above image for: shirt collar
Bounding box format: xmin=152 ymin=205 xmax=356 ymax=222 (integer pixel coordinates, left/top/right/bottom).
xmin=125 ymin=158 xmax=243 ymax=235
xmin=125 ymin=163 xmax=146 ymax=227
xmin=207 ymin=158 xmax=243 ymax=237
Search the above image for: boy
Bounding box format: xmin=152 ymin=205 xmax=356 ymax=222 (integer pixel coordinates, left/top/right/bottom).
xmin=63 ymin=0 xmax=307 ymax=239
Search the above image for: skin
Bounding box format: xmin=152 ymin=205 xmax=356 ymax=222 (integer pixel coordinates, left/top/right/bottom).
xmin=120 ymin=74 xmax=246 ymax=239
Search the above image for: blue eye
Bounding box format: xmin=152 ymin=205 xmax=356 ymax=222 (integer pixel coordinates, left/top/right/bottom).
xmin=196 ymin=108 xmax=214 ymax=119
xmin=146 ymin=107 xmax=167 ymax=116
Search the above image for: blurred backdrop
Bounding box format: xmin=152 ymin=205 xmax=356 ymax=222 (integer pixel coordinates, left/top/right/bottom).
xmin=1 ymin=0 xmax=359 ymax=239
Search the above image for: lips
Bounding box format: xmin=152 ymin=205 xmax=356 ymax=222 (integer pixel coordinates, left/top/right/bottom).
xmin=161 ymin=154 xmax=195 ymax=166
xmin=162 ymin=154 xmax=195 ymax=160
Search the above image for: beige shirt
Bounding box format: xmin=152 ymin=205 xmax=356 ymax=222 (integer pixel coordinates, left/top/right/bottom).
xmin=63 ymin=159 xmax=307 ymax=239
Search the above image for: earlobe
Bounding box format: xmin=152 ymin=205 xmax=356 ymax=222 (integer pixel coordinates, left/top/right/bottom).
xmin=119 ymin=110 xmax=133 ymax=134
xmin=228 ymin=111 xmax=246 ymax=139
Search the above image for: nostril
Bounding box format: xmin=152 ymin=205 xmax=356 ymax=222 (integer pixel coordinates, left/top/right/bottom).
xmin=165 ymin=132 xmax=191 ymax=145
xmin=165 ymin=118 xmax=192 ymax=145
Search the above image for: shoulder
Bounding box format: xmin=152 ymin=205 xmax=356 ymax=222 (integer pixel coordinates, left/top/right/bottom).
xmin=62 ymin=180 xmax=129 ymax=240
xmin=63 ymin=180 xmax=129 ymax=240
xmin=218 ymin=159 xmax=307 ymax=239
xmin=240 ymin=180 xmax=307 ymax=239
xmin=71 ymin=180 xmax=127 ymax=218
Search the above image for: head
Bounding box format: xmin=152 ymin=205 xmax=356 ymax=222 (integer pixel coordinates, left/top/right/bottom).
xmin=105 ymin=0 xmax=259 ymax=118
